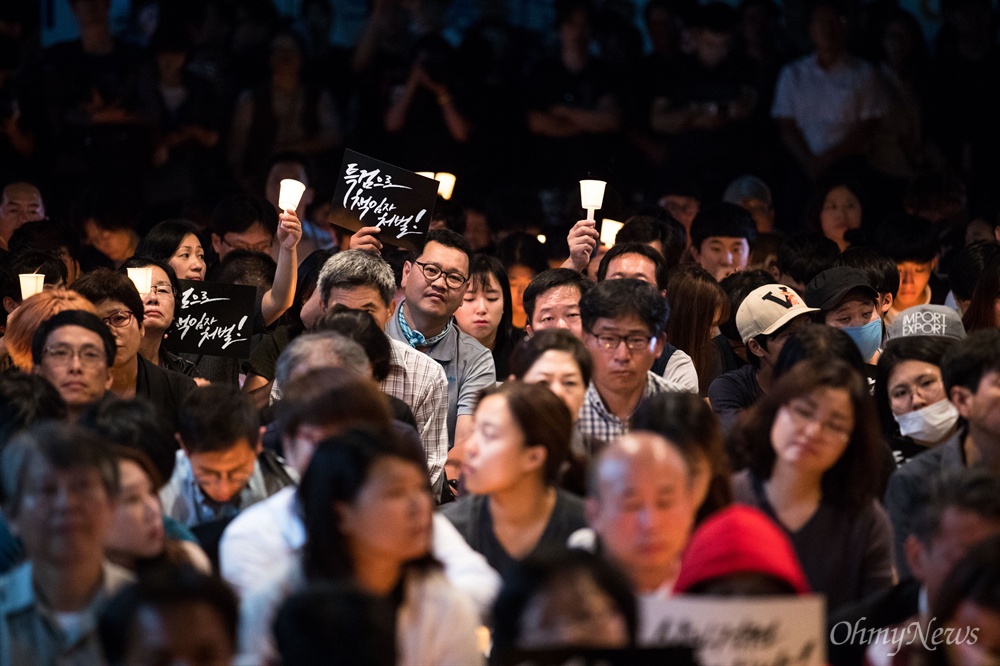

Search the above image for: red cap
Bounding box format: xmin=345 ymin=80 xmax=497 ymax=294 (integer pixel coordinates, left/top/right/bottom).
xmin=674 ymin=506 xmax=811 ymax=594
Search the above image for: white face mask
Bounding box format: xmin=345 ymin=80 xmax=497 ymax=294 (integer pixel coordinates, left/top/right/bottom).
xmin=893 ymin=399 xmax=960 ymax=444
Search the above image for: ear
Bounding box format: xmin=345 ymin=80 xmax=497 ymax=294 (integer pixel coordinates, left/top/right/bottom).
xmin=2 ymin=296 xmax=17 ymax=314
xmin=689 ymin=244 xmax=702 ymax=264
xmin=768 ymin=264 xmax=780 ymax=281
xmin=334 ymin=500 xmax=357 ymax=536
xmin=652 ymin=334 xmax=665 ymax=359
xmin=931 ymin=257 xmax=939 ymax=271
xmin=950 ymin=385 xmax=973 ymax=420
xmin=525 ymin=323 xmax=533 ymax=337
xmin=904 ymin=534 xmax=928 ymax=582
xmin=508 ymin=373 xmax=517 ymax=382
xmin=522 ymin=444 xmax=547 ymax=475
xmin=103 ymin=367 xmax=114 ymax=391
xmin=211 ymin=233 xmax=223 ymax=256
xmin=400 ymin=261 xmax=412 ymax=289
xmin=878 ymin=292 xmax=894 ymax=316
xmin=175 ymin=432 xmax=188 ymax=453
xmin=746 ymin=337 xmax=766 ymax=359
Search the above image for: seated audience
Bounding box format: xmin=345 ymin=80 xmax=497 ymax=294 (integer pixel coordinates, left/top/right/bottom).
xmin=578 ymin=279 xmax=682 ymax=443
xmin=962 ymin=254 xmax=1000 ymax=333
xmin=5 ymin=288 xmax=97 ymax=371
xmin=0 ymin=422 xmax=134 ymax=664
xmin=98 ymin=568 xmax=239 ymax=666
xmin=836 ymin=246 xmax=900 ymax=322
xmin=31 ymin=309 xmax=115 ymax=420
xmin=774 ymin=231 xmax=841 ymax=293
xmin=160 ymin=384 xmax=295 ymax=532
xmin=521 ymin=268 xmax=593 ymax=339
xmin=134 ymin=218 xmax=207 ymax=281
xmin=491 ymin=549 xmax=636 ymax=659
xmin=805 ymin=266 xmax=883 ymax=365
xmin=664 ymin=264 xmax=730 ymax=394
xmin=455 ymin=254 xmax=516 ymax=377
xmin=730 ymin=359 xmax=894 ymax=613
xmin=238 ymin=428 xmax=481 ymax=665
xmin=442 ymin=382 xmax=585 ymax=579
xmin=688 ymin=202 xmax=757 ymax=282
xmin=709 ymin=283 xmax=815 ymax=429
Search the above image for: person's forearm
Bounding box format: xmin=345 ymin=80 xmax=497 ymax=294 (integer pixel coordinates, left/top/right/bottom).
xmin=261 ymin=245 xmax=297 ymax=325
xmin=437 ymin=94 xmax=471 ymax=143
xmin=385 ymin=81 xmax=419 ymax=133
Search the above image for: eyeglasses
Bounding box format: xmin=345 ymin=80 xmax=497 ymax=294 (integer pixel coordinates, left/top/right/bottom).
xmin=221 ymin=235 xmax=272 ymax=253
xmin=589 ymin=333 xmax=655 ymax=352
xmin=413 ymin=261 xmax=467 ymax=289
xmin=144 ymin=283 xmax=175 ymax=298
xmin=889 ymin=376 xmax=943 ymax=404
xmin=42 ymin=345 xmax=107 ymax=368
xmin=102 ymin=310 xmax=134 ymax=328
xmin=783 ymin=401 xmax=853 ymax=441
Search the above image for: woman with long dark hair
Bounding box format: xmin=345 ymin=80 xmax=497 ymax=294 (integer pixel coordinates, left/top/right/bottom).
xmin=135 ymin=218 xmax=207 ymax=281
xmin=238 ymin=428 xmax=480 ymax=665
xmin=730 ymin=358 xmax=894 ymax=613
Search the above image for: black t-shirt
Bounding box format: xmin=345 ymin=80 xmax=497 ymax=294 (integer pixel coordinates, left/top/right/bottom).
xmin=440 ymin=488 xmax=586 ymax=579
xmin=707 ymin=364 xmax=763 ymax=433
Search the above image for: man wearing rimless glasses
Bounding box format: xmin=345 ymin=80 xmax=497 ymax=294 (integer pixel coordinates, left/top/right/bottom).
xmin=72 ymin=269 xmax=195 ymax=430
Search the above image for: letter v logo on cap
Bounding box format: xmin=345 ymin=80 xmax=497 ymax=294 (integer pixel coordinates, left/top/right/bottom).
xmin=761 ymin=288 xmax=796 ymax=309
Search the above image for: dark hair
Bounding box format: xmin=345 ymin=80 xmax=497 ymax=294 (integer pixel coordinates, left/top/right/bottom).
xmin=422 ymin=228 xmax=473 ymax=268
xmin=99 ymin=568 xmax=239 ymax=666
xmin=735 ymin=359 xmax=884 ymax=512
xmin=522 ymin=269 xmax=593 ymax=328
xmin=276 ymin=367 xmax=392 ymax=439
xmin=266 ymin=151 xmax=314 ymax=186
xmin=902 ymin=171 xmax=966 ymax=222
xmin=942 ymin=329 xmax=1000 ymax=394
xmin=836 ymin=246 xmax=900 ymax=298
xmin=312 ymin=306 xmax=392 ymax=381
xmin=468 ymin=254 xmax=514 ymax=367
xmin=0 ymin=421 xmax=119 ymax=512
xmin=772 ymin=323 xmax=865 ymax=379
xmin=8 ymin=219 xmax=81 ymax=262
xmin=491 ymin=549 xmax=637 ymax=657
xmin=665 ymin=264 xmax=729 ymax=383
xmin=79 ymin=396 xmax=178 ymax=485
xmin=300 ymin=427 xmax=434 ymax=582
xmin=950 ymin=241 xmax=1000 ymax=303
xmin=581 ymin=278 xmax=670 ymax=337
xmin=214 ymin=249 xmax=276 ymax=292
xmin=509 ymin=328 xmax=593 ymax=386
xmin=135 ymin=218 xmax=204 ymax=262
xmin=73 ymin=186 xmax=141 ymax=233
xmin=776 ymin=232 xmax=841 ymax=287
xmin=430 ymin=196 xmax=467 ymax=235
xmin=718 ymin=269 xmax=775 ymax=342
xmin=211 ymin=195 xmax=278 ymax=237
xmin=805 ymin=177 xmax=863 ymax=237
xmin=597 ymin=242 xmax=670 ymax=292
xmin=631 ymin=392 xmax=732 ymax=522
xmin=963 ymin=255 xmax=1000 ymax=333
xmin=617 ymin=213 xmax=687 ymax=270
xmin=31 ymin=309 xmax=116 ymax=367
xmin=689 ymin=202 xmax=757 ymax=249
xmin=872 ymin=213 xmax=939 ymax=264
xmin=0 ymin=373 xmax=66 ymax=451
xmin=1 ymin=250 xmax=67 ymax=326
xmin=290 ymin=249 xmax=335 ymax=327
xmin=177 ymin=385 xmax=259 ymax=454
xmin=930 ymin=535 xmax=1000 ymax=631
xmin=72 ymin=268 xmax=145 ymax=324
xmin=273 ymin=583 xmax=396 ymax=666
xmin=478 ymin=382 xmax=573 ymax=485
xmin=912 ymin=468 xmax=1000 ymax=546
xmin=495 ymin=232 xmax=549 ymax=276
xmin=875 ymin=336 xmax=959 ymax=436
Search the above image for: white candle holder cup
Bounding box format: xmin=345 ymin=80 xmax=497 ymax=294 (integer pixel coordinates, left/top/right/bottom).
xmin=18 ymin=273 xmax=45 ymax=300
xmin=278 ymin=179 xmax=307 ymax=212
xmin=127 ymin=267 xmax=153 ymax=295
xmin=580 ymin=180 xmax=607 ymax=221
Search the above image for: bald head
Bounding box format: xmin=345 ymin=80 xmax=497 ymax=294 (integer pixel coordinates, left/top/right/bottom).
xmin=587 ymin=432 xmax=697 ymax=592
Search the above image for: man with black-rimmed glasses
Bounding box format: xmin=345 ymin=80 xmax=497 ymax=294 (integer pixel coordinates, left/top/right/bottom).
xmin=385 ymin=229 xmax=496 ymax=481
xmin=577 ymin=279 xmax=686 ymax=443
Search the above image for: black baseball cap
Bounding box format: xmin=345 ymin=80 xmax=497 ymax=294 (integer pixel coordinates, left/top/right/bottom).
xmin=804 ymin=267 xmax=879 ymax=311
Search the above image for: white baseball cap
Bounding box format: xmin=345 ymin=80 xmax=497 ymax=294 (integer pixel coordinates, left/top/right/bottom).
xmin=736 ymin=284 xmax=818 ymax=344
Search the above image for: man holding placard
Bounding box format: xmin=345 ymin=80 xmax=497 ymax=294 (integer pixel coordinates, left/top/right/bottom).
xmin=386 ymin=229 xmax=496 ymax=479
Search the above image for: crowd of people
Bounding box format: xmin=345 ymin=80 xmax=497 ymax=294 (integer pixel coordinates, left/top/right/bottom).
xmin=1 ymin=0 xmax=1000 ymax=664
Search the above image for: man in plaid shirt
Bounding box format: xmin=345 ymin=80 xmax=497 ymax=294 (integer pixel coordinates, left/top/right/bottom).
xmin=577 ymin=279 xmax=687 ymax=444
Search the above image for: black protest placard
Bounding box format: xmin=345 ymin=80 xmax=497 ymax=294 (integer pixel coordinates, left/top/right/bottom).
xmin=329 ymin=149 xmax=438 ymax=251
xmin=170 ymin=280 xmax=256 ymax=358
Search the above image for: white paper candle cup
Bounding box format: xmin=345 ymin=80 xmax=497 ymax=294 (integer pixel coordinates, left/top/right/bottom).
xmin=434 ymin=172 xmax=457 ymax=200
xmin=18 ymin=273 xmax=44 ymax=300
xmin=580 ymin=180 xmax=607 ymax=210
xmin=600 ymin=219 xmax=623 ymax=247
xmin=278 ymin=179 xmax=306 ymax=212
xmin=127 ymin=267 xmax=153 ymax=295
